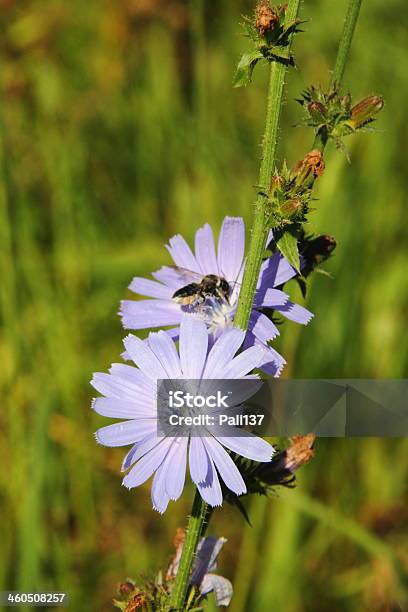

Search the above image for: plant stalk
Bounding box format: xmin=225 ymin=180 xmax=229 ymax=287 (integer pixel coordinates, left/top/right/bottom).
xmin=169 ymin=488 xmax=207 ymax=610
xmin=331 ymin=0 xmax=362 ymax=87
xmin=234 ymin=0 xmax=301 ymax=330
xmin=314 ymin=0 xmax=363 ymax=151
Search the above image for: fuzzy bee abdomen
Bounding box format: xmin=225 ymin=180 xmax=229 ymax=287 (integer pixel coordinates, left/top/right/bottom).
xmin=172 ymin=283 xmax=201 ymax=305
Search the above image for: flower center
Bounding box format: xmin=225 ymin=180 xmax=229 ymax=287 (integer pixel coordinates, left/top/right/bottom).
xmin=181 ymin=296 xmax=236 ymax=336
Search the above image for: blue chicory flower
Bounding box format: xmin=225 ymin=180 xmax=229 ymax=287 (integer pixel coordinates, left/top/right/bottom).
xmin=167 ymin=535 xmax=233 ymax=607
xmin=91 ymin=317 xmax=273 ymax=513
xmin=120 ymin=216 xmax=313 ymax=376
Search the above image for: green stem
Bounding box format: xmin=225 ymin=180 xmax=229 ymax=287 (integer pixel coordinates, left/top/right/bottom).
xmin=314 ymin=0 xmax=363 ymax=151
xmin=234 ymin=0 xmax=301 ymax=330
xmin=169 ymin=489 xmax=207 ymax=610
xmin=331 ymin=0 xmax=362 ymax=87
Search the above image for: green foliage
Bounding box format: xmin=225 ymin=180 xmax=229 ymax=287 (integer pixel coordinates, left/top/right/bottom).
xmin=0 ymin=1 xmax=407 ymax=611
xmin=276 ymin=229 xmax=301 ymax=271
xmin=233 ymin=51 xmax=264 ymax=88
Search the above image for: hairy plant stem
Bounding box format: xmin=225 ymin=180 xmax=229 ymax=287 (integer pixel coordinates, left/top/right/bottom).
xmin=234 ymin=0 xmax=301 ymax=330
xmin=314 ymin=0 xmax=363 ymax=151
xmin=169 ymin=488 xmax=207 ymax=610
xmin=169 ymin=2 xmax=363 ymax=609
xmin=331 ymin=0 xmax=362 ymax=87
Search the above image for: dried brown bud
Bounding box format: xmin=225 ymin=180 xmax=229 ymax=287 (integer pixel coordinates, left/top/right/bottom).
xmin=125 ymin=593 xmax=148 ymax=612
xmin=118 ymin=581 xmax=136 ymax=597
xmin=254 ymin=434 xmax=316 ymax=485
xmin=292 ymin=149 xmax=325 ymax=186
xmin=255 ymin=1 xmax=280 ymax=36
xmin=350 ymin=95 xmax=384 ymax=129
xmin=307 ymin=101 xmax=326 ymax=121
xmin=173 ymin=527 xmax=185 ymax=549
xmin=284 ymin=434 xmax=316 ymax=473
xmin=270 ymin=172 xmax=284 ymax=192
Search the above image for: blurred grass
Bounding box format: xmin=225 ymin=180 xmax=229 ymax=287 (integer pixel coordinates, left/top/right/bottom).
xmin=0 ymin=0 xmax=407 ymax=610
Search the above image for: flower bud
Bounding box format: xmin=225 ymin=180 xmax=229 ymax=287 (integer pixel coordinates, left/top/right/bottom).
xmin=281 ymin=198 xmax=302 ymax=218
xmin=254 ymin=434 xmax=316 ymax=485
xmin=300 ymin=234 xmax=336 ymax=277
xmin=255 ymin=1 xmax=280 ymax=36
xmin=292 ymin=149 xmax=325 ymax=186
xmin=307 ymin=101 xmax=326 ymax=122
xmin=283 ymin=434 xmax=316 ymax=473
xmin=349 ymin=95 xmax=384 ymax=129
xmin=340 ymin=92 xmax=352 ymax=113
xmin=269 ymin=172 xmax=284 ymax=193
xmin=118 ymin=581 xmax=135 ymax=597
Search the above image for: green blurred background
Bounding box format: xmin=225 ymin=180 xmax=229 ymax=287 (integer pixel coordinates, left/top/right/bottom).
xmin=0 ymin=0 xmax=407 ymax=610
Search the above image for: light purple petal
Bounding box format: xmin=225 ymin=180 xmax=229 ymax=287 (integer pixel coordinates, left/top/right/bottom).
xmin=259 ymin=358 xmax=285 ymax=378
xmin=254 ymin=288 xmax=289 ymax=308
xmin=152 ymin=266 xmax=197 ymax=289
xmin=121 ymin=442 xmax=139 ymax=471
xmin=243 ymin=335 xmax=286 ymax=378
xmin=165 ymin=437 xmax=188 ymax=500
xmin=163 ymin=327 xmax=180 ymax=341
xmin=203 ymin=328 xmax=245 ymax=378
xmin=261 ymin=344 xmax=286 ymax=374
xmin=217 ymin=217 xmax=245 ymax=281
xmin=257 ymin=252 xmax=297 ymax=289
xmin=214 ymin=431 xmax=273 ymax=462
xmin=189 ymin=436 xmax=209 ymax=484
xmin=122 ymin=438 xmax=173 ymax=489
xmin=222 ymin=345 xmax=266 ymax=378
xmin=275 ymin=301 xmax=314 ymax=324
xmin=108 ymin=363 xmax=152 ymax=393
xmin=123 ymin=334 xmax=168 ymax=379
xmin=207 ymin=380 xmax=261 ymax=413
xmin=128 ymin=277 xmax=174 ymax=299
xmin=195 ymin=223 xmax=219 ymax=275
xmin=197 ymin=452 xmax=223 ymax=507
xmin=191 ymin=536 xmax=225 ymax=585
xmin=200 ymin=575 xmax=233 ymax=606
xmin=166 ymin=234 xmax=201 ymax=272
xmin=91 ymin=372 xmax=147 ymax=401
xmin=151 ymin=462 xmax=170 ymax=514
xmin=122 ymin=434 xmax=164 ymax=470
xmin=202 ymin=437 xmax=246 ymax=495
xmin=92 ymin=397 xmax=155 ymax=419
xmin=249 ymin=312 xmax=280 ymax=343
xmin=120 ymin=300 xmax=182 ymax=329
xmin=179 ymin=317 xmax=208 ymax=378
xmin=96 ymin=419 xmax=156 ymax=447
xmin=147 ymin=330 xmax=182 ymax=378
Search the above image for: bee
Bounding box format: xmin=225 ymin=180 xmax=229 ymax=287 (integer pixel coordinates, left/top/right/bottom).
xmin=172 ymin=273 xmax=231 ymax=307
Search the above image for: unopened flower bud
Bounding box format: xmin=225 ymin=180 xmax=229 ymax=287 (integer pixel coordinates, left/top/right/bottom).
xmin=270 ymin=172 xmax=284 ymax=192
xmin=284 ymin=434 xmax=316 ymax=473
xmin=301 ymin=234 xmax=336 ymax=277
xmin=281 ymin=198 xmax=302 ymax=218
xmin=349 ymin=95 xmax=384 ymax=129
xmin=340 ymin=92 xmax=352 ymax=113
xmin=307 ymin=101 xmax=326 ymax=122
xmin=255 ymin=1 xmax=280 ymax=36
xmin=254 ymin=434 xmax=316 ymax=485
xmin=292 ymin=149 xmax=325 ymax=186
xmin=118 ymin=581 xmax=135 ymax=597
